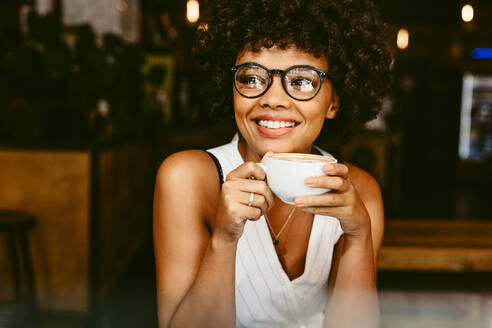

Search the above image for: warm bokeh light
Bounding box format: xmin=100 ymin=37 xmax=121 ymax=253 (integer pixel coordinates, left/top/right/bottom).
xmin=397 ymin=28 xmax=409 ymax=50
xmin=186 ymin=0 xmax=200 ymax=24
xmin=197 ymin=22 xmax=208 ymax=31
xmin=461 ymin=4 xmax=474 ymax=22
xmin=116 ymin=0 xmax=128 ymax=12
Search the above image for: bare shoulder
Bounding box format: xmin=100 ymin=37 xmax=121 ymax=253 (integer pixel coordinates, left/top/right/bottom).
xmin=155 ymin=150 xmax=221 ymax=223
xmin=153 ymin=150 xmax=221 ymax=326
xmin=157 ymin=149 xmax=217 ymax=179
xmin=344 ymin=163 xmax=382 ymax=203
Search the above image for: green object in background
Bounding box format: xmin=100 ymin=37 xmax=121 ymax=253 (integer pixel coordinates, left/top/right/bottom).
xmin=142 ymin=55 xmax=175 ymax=125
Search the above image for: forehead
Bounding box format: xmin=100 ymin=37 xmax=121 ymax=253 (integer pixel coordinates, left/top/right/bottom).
xmin=235 ymin=46 xmax=328 ymax=71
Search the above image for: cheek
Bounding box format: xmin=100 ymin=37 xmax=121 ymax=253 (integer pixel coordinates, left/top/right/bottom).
xmin=233 ymin=97 xmax=255 ymax=124
xmin=303 ymin=102 xmax=330 ymax=122
xmin=317 ymin=84 xmax=334 ymax=104
xmin=233 ymin=93 xmax=245 ymax=113
xmin=233 ymin=91 xmax=256 ymax=112
xmin=310 ymin=92 xmax=333 ymax=119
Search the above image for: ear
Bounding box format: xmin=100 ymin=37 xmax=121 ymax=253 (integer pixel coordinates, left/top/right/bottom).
xmin=325 ymin=92 xmax=339 ymax=119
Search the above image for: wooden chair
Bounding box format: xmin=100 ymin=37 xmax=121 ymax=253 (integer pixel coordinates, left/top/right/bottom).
xmin=0 ymin=210 xmax=37 ymax=327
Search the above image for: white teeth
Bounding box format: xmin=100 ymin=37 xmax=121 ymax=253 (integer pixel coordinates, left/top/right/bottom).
xmin=258 ymin=120 xmax=296 ymax=129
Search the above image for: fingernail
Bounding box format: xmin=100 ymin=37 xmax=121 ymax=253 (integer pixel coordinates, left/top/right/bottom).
xmin=295 ymin=197 xmax=305 ymax=206
xmin=305 ymin=177 xmax=316 ymax=185
xmin=324 ymin=164 xmax=335 ymax=173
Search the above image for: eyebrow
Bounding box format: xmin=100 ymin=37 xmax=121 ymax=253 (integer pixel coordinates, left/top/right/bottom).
xmin=236 ymin=62 xmax=325 ymax=71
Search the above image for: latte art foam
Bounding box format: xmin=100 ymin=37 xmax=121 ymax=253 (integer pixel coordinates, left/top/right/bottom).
xmin=269 ymin=154 xmax=336 ymax=163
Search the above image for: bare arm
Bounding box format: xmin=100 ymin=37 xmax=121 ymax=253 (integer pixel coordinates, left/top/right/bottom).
xmin=153 ymin=150 xmax=235 ymax=327
xmin=153 ymin=151 xmax=273 ymax=328
xmin=324 ymin=165 xmax=384 ymax=328
xmin=294 ymin=163 xmax=384 ymax=328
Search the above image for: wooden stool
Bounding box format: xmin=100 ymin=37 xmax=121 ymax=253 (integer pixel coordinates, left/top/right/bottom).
xmin=0 ymin=211 xmax=37 ymax=310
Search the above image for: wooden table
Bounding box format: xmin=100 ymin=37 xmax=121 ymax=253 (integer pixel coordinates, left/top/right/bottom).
xmin=378 ymin=220 xmax=492 ymax=272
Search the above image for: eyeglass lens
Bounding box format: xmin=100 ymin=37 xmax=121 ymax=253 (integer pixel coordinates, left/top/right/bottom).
xmin=234 ymin=65 xmax=321 ymax=100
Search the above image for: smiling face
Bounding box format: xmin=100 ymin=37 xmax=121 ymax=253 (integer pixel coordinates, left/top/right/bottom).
xmin=234 ymin=46 xmax=339 ymax=160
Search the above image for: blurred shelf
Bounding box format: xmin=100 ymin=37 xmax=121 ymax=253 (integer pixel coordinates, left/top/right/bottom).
xmin=378 ymin=220 xmax=492 ymax=272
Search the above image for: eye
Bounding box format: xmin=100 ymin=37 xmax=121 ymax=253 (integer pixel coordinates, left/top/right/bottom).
xmin=285 ymin=68 xmax=320 ymax=93
xmin=238 ymin=75 xmax=263 ymax=85
xmin=288 ymin=77 xmax=315 ymax=92
xmin=292 ymin=78 xmax=314 ymax=90
xmin=237 ymin=74 xmax=267 ymax=89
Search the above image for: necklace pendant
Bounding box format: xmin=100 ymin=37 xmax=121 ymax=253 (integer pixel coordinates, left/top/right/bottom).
xmin=264 ymin=206 xmax=296 ymax=248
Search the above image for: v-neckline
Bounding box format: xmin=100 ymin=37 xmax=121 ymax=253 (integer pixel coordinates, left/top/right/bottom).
xmin=232 ymin=137 xmax=318 ymax=284
xmin=259 ymin=215 xmax=318 ymax=284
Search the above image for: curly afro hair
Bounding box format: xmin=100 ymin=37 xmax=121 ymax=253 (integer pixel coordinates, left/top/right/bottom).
xmin=195 ymin=0 xmax=392 ymax=145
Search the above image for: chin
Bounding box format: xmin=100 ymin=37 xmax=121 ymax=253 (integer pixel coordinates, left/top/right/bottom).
xmin=257 ymin=143 xmax=303 ymax=155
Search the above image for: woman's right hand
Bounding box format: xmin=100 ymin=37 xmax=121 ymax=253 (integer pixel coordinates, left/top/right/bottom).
xmin=213 ymin=159 xmax=275 ymax=243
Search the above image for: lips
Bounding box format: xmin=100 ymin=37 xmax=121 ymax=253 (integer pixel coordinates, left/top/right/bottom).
xmin=251 ymin=114 xmax=301 ymax=137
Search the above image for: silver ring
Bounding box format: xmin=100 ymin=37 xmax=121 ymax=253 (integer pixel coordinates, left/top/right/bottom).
xmin=248 ymin=192 xmax=254 ymax=207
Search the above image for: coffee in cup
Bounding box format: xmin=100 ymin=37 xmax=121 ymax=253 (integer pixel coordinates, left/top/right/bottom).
xmin=257 ymin=153 xmax=337 ymax=205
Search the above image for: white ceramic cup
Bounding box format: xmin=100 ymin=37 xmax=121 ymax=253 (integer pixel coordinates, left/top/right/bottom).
xmin=257 ymin=153 xmax=337 ymax=205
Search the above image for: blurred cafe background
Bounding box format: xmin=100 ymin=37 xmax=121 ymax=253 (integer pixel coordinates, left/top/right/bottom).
xmin=0 ymin=0 xmax=491 ymax=327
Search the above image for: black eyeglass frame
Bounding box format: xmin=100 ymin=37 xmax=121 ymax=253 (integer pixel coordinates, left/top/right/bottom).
xmin=231 ymin=62 xmax=333 ymax=101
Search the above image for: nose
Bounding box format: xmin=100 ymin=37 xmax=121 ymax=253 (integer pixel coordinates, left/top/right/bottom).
xmin=259 ymin=75 xmax=291 ymax=109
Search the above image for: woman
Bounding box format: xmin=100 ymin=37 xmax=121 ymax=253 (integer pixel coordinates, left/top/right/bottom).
xmin=153 ymin=0 xmax=391 ymax=327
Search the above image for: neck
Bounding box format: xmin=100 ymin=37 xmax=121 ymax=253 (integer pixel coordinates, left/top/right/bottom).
xmin=237 ymin=140 xmax=262 ymax=163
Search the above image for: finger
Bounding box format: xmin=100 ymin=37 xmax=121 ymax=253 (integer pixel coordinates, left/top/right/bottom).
xmin=227 ymin=161 xmax=266 ymax=181
xmin=238 ymin=203 xmax=262 ymax=221
xmin=264 ymin=188 xmax=275 ymax=210
xmin=241 ymin=192 xmax=268 ymax=213
xmin=322 ymin=163 xmax=349 ymax=178
xmin=241 ymin=180 xmax=275 ymax=210
xmin=299 ymin=206 xmax=346 ymax=216
xmin=261 ymin=151 xmax=273 ymax=163
xmin=294 ymin=193 xmax=346 ymax=207
xmin=305 ymin=175 xmax=349 ymax=192
xmin=224 ymin=179 xmax=274 ymax=209
xmin=237 ymin=179 xmax=270 ymax=195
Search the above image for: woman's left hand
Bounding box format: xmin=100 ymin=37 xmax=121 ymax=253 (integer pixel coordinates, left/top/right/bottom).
xmin=294 ymin=163 xmax=371 ymax=238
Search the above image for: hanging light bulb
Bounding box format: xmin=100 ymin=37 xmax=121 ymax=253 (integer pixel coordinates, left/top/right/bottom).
xmin=397 ymin=28 xmax=409 ymax=50
xmin=462 ymin=4 xmax=474 ymax=22
xmin=187 ymin=0 xmax=200 ymax=24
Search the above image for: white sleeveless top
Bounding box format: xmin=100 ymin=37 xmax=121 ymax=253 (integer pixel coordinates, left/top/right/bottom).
xmin=207 ymin=134 xmax=344 ymax=328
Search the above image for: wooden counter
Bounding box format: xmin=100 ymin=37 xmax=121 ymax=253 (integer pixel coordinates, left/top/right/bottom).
xmin=378 ymin=220 xmax=492 ymax=272
xmin=0 ymin=140 xmax=153 ymax=313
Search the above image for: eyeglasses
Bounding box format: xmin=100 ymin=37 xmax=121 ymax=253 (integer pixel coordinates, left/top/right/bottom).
xmin=231 ymin=62 xmax=332 ymax=101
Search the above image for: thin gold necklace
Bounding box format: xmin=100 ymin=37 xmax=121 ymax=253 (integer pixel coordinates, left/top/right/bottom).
xmin=264 ymin=206 xmax=296 ymax=245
